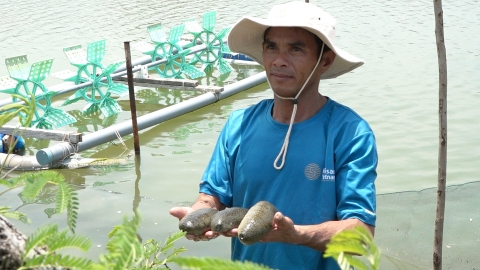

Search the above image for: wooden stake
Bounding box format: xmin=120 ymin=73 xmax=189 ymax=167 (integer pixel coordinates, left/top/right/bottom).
xmin=433 ymin=0 xmax=447 ymax=269
xmin=124 ymin=42 xmax=141 ymax=156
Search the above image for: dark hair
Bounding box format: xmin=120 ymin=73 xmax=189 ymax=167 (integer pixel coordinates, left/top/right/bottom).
xmin=263 ymin=27 xmax=331 ymax=58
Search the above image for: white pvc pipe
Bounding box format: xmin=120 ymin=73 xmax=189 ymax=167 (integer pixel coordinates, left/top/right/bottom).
xmin=36 ymin=71 xmax=267 ymax=165
xmin=0 ymin=153 xmax=119 ymax=171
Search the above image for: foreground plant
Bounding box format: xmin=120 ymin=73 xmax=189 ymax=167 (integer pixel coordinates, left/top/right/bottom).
xmin=20 ymin=224 xmax=93 ymax=269
xmin=323 ymin=226 xmax=381 ymax=270
xmin=0 ymin=171 xmax=79 ymax=233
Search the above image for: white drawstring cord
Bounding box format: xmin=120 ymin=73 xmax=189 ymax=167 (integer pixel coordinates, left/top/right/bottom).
xmin=272 ymin=44 xmax=324 ymax=170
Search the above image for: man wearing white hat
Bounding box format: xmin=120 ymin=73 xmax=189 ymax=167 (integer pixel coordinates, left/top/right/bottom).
xmin=170 ymin=1 xmax=377 ymax=269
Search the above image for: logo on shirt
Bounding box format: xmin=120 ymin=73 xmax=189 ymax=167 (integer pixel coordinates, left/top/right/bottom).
xmin=304 ymin=163 xmax=321 ymax=180
xmin=304 ymin=163 xmax=336 ymax=181
xmin=322 ymin=168 xmax=336 ymax=181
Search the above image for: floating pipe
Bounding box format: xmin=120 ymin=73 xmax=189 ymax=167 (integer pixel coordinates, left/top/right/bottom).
xmin=36 ymin=71 xmax=267 ymax=165
xmin=0 ymin=153 xmax=125 ymax=171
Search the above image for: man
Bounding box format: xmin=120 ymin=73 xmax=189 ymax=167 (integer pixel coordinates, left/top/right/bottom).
xmin=170 ymin=1 xmax=377 ymax=269
xmin=0 ymin=134 xmax=25 ymax=155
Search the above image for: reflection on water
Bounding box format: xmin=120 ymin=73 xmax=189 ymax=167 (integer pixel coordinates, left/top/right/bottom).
xmin=129 ymin=88 xmax=198 ymax=109
xmin=68 ymin=110 xmax=118 ymax=133
xmin=132 ymin=156 xmax=141 ymax=218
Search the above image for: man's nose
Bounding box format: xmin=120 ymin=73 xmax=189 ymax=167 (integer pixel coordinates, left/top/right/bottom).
xmin=272 ymin=52 xmax=289 ymax=67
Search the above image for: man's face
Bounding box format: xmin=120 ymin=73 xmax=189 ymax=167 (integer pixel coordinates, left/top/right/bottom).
xmin=262 ymin=27 xmax=320 ymax=97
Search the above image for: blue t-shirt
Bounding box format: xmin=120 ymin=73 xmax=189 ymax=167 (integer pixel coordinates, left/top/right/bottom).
xmin=200 ymin=98 xmax=377 ymax=270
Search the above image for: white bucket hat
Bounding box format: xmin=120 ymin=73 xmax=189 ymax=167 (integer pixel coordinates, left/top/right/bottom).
xmin=227 ymin=1 xmax=364 ymax=79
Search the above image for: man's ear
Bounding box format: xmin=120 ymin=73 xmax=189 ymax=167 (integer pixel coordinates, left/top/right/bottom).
xmin=321 ymin=50 xmax=336 ymax=70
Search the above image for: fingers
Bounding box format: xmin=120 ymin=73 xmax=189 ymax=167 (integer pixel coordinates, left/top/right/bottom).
xmin=169 ymin=207 xmax=191 ymax=220
xmin=186 ymin=231 xmax=219 ymax=242
xmin=220 ymin=228 xmax=238 ymax=238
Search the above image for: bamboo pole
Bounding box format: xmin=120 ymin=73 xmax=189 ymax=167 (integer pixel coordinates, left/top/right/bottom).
xmin=433 ymin=0 xmax=447 ymax=269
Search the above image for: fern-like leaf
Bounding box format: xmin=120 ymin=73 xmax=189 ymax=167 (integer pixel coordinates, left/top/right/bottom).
xmin=24 ymin=223 xmax=59 ymax=257
xmin=44 ymin=228 xmax=91 ymax=253
xmin=55 ymin=181 xmax=69 ymax=214
xmin=323 ymin=226 xmax=381 ymax=270
xmin=21 ymin=253 xmax=93 ymax=269
xmin=142 ymin=239 xmax=159 ymax=258
xmin=103 ymin=215 xmax=143 ymax=270
xmin=0 ymin=176 xmax=25 ymax=188
xmin=45 ymin=170 xmax=66 ymax=184
xmin=161 ymin=230 xmax=186 ymax=253
xmin=0 ymin=206 xmax=31 ymax=224
xmin=172 ymin=257 xmax=273 ymax=270
xmin=20 ymin=173 xmax=48 ymax=199
xmin=67 ymin=189 xmax=79 ymax=234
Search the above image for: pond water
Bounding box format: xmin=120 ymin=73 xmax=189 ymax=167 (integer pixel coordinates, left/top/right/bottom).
xmin=1 ymin=0 xmax=479 ymax=269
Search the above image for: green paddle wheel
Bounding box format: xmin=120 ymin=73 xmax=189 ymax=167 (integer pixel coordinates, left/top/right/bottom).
xmin=138 ymin=23 xmax=205 ymax=79
xmin=53 ymin=40 xmax=128 ymax=117
xmin=184 ymin=10 xmax=233 ymax=75
xmin=0 ymin=55 xmax=76 ymax=129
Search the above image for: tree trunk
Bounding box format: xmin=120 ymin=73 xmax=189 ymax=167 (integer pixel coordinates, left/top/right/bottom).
xmin=433 ymin=0 xmax=448 ymax=269
xmin=0 ymin=215 xmax=67 ymax=270
xmin=0 ymin=214 xmax=30 ymax=269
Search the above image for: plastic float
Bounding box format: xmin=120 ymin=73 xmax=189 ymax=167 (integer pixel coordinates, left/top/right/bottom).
xmin=0 ymin=56 xmax=76 ymax=129
xmin=51 ymin=40 xmax=129 ymax=117
xmin=184 ymin=10 xmax=233 ymax=75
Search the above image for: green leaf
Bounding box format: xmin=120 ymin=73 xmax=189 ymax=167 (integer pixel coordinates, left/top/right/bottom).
xmin=67 ymin=191 xmax=79 ymax=234
xmin=324 ymin=226 xmax=381 ymax=270
xmin=161 ymin=230 xmax=187 ymax=253
xmin=0 ymin=176 xmax=25 ymax=188
xmin=0 ymin=111 xmax=20 ymax=126
xmin=0 ymin=206 xmax=31 ymax=223
xmin=24 ymin=223 xmax=59 ymax=256
xmin=46 ymin=228 xmax=91 ymax=252
xmin=104 ymin=215 xmax=143 ymax=270
xmin=21 ymin=172 xmax=50 ymax=199
xmin=172 ymin=256 xmax=273 ymax=270
xmin=143 ymin=239 xmax=159 ymax=258
xmin=22 ymin=254 xmax=93 ymax=269
xmin=55 ymin=181 xmax=69 ymax=214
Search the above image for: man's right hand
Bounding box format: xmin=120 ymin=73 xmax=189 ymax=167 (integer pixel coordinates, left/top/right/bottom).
xmin=169 ymin=206 xmax=220 ymax=241
xmin=169 ymin=206 xmax=192 ymax=221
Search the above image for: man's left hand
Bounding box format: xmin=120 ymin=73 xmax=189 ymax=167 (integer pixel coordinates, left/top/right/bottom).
xmin=261 ymin=212 xmax=298 ymax=244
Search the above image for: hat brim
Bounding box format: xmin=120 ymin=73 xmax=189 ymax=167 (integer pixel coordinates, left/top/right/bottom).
xmin=227 ymin=17 xmax=364 ymax=79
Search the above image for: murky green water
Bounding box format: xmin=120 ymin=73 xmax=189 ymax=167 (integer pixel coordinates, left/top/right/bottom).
xmin=1 ymin=0 xmax=479 ymax=268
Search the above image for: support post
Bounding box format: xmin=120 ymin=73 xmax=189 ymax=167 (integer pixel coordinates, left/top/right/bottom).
xmin=124 ymin=42 xmax=141 ymax=156
xmin=433 ymin=0 xmax=448 ymax=269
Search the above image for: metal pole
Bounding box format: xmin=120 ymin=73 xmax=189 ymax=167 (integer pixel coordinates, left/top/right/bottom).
xmin=35 ymin=72 xmax=267 ymax=165
xmin=124 ymin=42 xmax=140 ymax=156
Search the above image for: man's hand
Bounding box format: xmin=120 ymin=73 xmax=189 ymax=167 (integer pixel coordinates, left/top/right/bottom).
xmin=169 ymin=206 xmax=191 ymax=221
xmin=169 ymin=206 xmax=220 ymax=241
xmin=260 ymin=212 xmax=298 ymax=243
xmin=169 ymin=193 xmax=227 ymax=242
xmin=261 ymin=213 xmax=374 ymax=251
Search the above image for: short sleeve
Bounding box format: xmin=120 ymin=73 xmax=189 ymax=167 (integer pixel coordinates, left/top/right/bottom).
xmin=199 ymin=110 xmax=244 ymax=207
xmin=335 ymin=130 xmax=377 ymax=226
